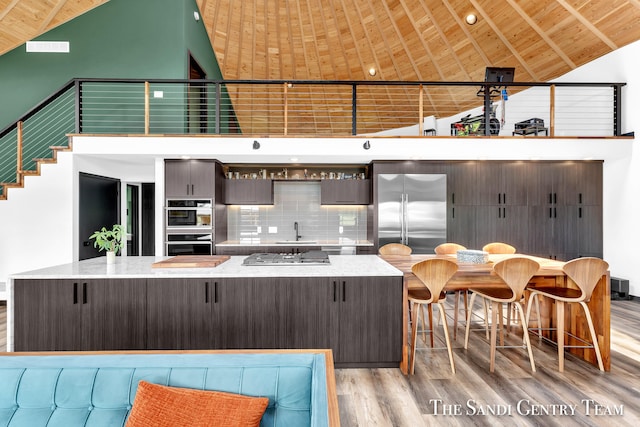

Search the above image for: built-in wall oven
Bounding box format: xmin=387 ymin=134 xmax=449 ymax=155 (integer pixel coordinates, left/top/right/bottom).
xmin=166 ymin=232 xmax=213 ymax=256
xmin=165 ymin=199 xmax=214 ymax=255
xmin=166 ymin=199 xmax=212 ymax=228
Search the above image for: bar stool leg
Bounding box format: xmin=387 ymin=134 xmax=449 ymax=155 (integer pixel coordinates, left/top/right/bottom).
xmin=490 ymin=301 xmax=499 ymax=373
xmin=410 ymin=301 xmax=421 ymax=375
xmin=580 ymin=301 xmax=605 ymax=371
xmin=437 ymin=301 xmax=456 ymax=373
xmin=515 ymin=301 xmax=536 ymax=372
xmin=556 ymin=300 xmax=565 ymax=372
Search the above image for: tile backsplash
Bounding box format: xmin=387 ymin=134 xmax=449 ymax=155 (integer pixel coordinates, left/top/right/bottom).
xmin=227 ymin=181 xmax=367 ymax=242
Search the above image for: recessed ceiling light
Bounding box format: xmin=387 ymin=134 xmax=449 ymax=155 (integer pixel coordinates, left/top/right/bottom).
xmin=465 ymin=13 xmax=478 ymax=25
xmin=368 ymin=68 xmax=376 ymax=76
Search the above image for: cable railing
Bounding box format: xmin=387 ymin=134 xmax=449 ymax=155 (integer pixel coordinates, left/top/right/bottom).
xmin=0 ymin=78 xmax=628 ymax=199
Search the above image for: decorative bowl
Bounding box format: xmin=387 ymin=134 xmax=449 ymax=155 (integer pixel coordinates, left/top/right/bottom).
xmin=456 ymin=249 xmax=489 ymax=264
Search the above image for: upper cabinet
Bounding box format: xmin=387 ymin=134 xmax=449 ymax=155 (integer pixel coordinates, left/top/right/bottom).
xmin=475 ymin=162 xmax=530 ymax=206
xmin=165 ymin=159 xmax=216 ymax=198
xmin=320 ymin=179 xmax=371 ymax=205
xmin=224 ymin=179 xmax=274 ymax=205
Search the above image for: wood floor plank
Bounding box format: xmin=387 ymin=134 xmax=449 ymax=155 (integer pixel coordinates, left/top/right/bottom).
xmin=0 ymin=300 xmax=638 ymax=425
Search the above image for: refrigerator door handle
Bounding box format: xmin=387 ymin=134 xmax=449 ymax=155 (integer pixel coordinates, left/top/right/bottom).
xmin=404 ymin=193 xmax=409 ymax=245
xmin=400 ymin=193 xmax=405 ymax=244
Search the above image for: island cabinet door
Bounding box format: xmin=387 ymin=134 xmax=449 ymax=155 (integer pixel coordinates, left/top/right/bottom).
xmin=281 ymin=277 xmax=336 ymax=351
xmin=80 ymin=279 xmax=147 ymax=351
xmin=215 ymin=278 xmax=286 ymax=349
xmin=334 ymin=276 xmax=404 ymax=366
xmin=146 ymin=278 xmax=216 ymax=350
xmin=13 ymin=279 xmax=82 ymax=351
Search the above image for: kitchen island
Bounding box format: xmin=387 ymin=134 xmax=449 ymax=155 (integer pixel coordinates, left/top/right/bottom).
xmin=7 ymin=255 xmax=403 ymax=369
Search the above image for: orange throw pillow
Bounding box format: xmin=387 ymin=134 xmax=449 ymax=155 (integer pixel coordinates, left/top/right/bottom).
xmin=126 ymin=381 xmax=269 ymax=427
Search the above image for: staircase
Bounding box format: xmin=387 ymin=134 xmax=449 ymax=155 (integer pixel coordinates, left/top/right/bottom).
xmin=0 ymin=80 xmax=76 ymax=200
xmin=0 ymin=144 xmax=73 ymax=200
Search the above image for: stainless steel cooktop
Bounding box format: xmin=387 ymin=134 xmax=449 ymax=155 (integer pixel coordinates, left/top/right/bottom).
xmin=242 ymin=251 xmax=330 ymax=266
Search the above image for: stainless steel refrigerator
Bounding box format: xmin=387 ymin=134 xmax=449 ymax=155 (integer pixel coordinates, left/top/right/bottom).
xmin=377 ymin=174 xmax=447 ymax=254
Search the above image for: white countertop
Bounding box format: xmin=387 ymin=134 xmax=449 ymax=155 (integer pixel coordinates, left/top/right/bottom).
xmin=10 ymin=255 xmax=402 ymax=279
xmin=217 ymin=239 xmax=373 ymax=247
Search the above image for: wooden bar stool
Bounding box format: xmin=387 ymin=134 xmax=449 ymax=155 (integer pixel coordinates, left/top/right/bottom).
xmin=409 ymin=258 xmax=458 ymax=374
xmin=464 ymin=257 xmax=539 ymax=373
xmin=378 ymin=243 xmax=437 ymax=347
xmin=525 ymin=257 xmax=608 ymax=372
xmin=378 ymin=243 xmax=412 ymax=256
xmin=482 ymin=242 xmax=518 ymax=331
xmin=434 ymin=243 xmax=468 ymax=340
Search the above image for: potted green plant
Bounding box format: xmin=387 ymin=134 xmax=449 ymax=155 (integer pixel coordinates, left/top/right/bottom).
xmin=89 ymin=224 xmax=124 ymax=264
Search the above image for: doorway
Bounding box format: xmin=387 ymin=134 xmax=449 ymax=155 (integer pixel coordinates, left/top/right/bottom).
xmin=188 ymin=54 xmax=207 ymax=133
xmin=79 ymin=173 xmax=120 ymax=260
xmin=126 ymin=184 xmax=139 ymax=256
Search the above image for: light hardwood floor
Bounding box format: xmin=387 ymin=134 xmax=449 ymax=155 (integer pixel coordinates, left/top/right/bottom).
xmin=1 ymin=300 xmax=638 ymax=426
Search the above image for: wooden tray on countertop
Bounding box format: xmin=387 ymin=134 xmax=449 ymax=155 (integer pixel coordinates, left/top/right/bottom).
xmin=152 ymin=255 xmax=230 ymax=268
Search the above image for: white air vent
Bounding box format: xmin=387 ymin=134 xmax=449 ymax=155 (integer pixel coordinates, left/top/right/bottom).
xmin=26 ymin=41 xmax=70 ymax=53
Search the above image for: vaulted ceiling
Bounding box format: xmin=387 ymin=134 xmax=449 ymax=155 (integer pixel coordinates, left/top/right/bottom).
xmin=2 ymin=0 xmax=640 ymax=133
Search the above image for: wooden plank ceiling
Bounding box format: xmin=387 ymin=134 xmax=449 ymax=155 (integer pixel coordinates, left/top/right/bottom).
xmin=2 ymin=0 xmax=640 ymax=134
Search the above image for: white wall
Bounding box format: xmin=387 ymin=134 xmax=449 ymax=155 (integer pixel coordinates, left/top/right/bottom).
xmin=555 ymin=40 xmax=640 ymax=296
xmin=0 ymin=153 xmax=75 ymax=282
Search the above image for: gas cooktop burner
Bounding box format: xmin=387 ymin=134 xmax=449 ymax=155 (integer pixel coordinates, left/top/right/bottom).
xmin=242 ymin=251 xmax=330 ymax=266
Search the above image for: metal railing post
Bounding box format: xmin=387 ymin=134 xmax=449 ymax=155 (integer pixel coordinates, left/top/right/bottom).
xmin=419 ymin=84 xmax=424 ymax=136
xmin=74 ymin=79 xmax=82 ymax=134
xmin=352 ymin=84 xmax=357 ymax=136
xmin=549 ymin=85 xmax=555 ymax=137
xmin=614 ymin=84 xmax=622 ymax=136
xmin=483 ymin=83 xmax=492 ymax=136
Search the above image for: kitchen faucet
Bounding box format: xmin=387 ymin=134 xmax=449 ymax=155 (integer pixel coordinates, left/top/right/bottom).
xmin=294 ymin=222 xmax=302 ymax=241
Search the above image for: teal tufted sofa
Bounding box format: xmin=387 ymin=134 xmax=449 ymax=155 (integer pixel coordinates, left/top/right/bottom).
xmin=0 ymin=350 xmax=338 ymax=427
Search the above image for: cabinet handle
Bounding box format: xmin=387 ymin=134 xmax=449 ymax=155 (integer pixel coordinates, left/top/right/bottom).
xmin=333 ymin=281 xmax=337 ymax=302
xmin=191 ymin=184 xmax=194 ymax=194
xmin=502 ymin=207 xmax=506 ymax=218
xmin=205 ymin=282 xmax=209 ymax=303
xmin=579 ymin=207 xmax=582 ymax=218
xmin=451 ymin=193 xmax=455 ymax=204
xmin=503 ymin=193 xmax=506 ymax=204
xmin=214 ymin=281 xmax=218 ymax=303
xmin=186 ymin=184 xmax=190 ymax=194
xmin=549 ymin=207 xmax=552 ymax=218
xmin=579 ymin=193 xmax=583 ymax=204
xmin=73 ymin=282 xmax=78 ymax=304
xmin=498 ymin=207 xmax=502 ymax=218
xmin=342 ymin=281 xmax=346 ymax=302
xmin=549 ymin=193 xmax=552 ymax=204
xmin=82 ymin=282 xmax=87 ymax=304
xmin=452 ymin=207 xmax=455 ymax=219
xmin=498 ymin=193 xmax=501 ymax=204
xmin=554 ymin=193 xmax=557 ymax=204
xmin=554 ymin=207 xmax=557 ymax=218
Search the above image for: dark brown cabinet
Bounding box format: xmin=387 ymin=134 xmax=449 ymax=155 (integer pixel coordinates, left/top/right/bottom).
xmin=320 ymin=179 xmax=371 ymax=204
xmin=372 ymin=160 xmax=603 ymax=260
xmin=165 ymin=159 xmax=216 ymax=198
xmin=146 ymin=278 xmax=216 ymax=349
xmin=14 ymin=278 xmax=146 ymax=351
xmin=13 ymin=274 xmax=402 ymax=367
xmin=333 ymin=276 xmax=403 ymax=366
xmin=216 ymin=278 xmax=284 ymax=349
xmin=224 ymin=179 xmax=274 ymax=204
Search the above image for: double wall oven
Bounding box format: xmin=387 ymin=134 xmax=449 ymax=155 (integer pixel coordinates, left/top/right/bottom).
xmin=165 ymin=199 xmax=213 ymax=255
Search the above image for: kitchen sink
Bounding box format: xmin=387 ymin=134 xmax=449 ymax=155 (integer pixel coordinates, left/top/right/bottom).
xmin=275 ymin=240 xmax=317 ymax=244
